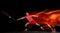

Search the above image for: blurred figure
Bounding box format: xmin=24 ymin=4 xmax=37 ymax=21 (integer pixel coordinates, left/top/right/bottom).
xmin=17 ymin=12 xmax=44 ymax=31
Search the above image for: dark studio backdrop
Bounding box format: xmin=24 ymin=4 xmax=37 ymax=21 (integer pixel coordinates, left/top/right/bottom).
xmin=0 ymin=0 xmax=60 ymax=32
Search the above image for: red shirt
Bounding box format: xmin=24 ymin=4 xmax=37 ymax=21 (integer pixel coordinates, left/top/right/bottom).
xmin=25 ymin=15 xmax=34 ymax=22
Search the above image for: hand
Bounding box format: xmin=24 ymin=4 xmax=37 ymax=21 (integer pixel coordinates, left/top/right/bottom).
xmin=17 ymin=19 xmax=19 ymax=21
xmin=17 ymin=19 xmax=21 ymax=21
xmin=32 ymin=15 xmax=38 ymax=17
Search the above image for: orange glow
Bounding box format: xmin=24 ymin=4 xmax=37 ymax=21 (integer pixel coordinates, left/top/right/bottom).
xmin=30 ymin=9 xmax=60 ymax=26
xmin=29 ymin=9 xmax=60 ymax=31
xmin=50 ymin=14 xmax=60 ymax=20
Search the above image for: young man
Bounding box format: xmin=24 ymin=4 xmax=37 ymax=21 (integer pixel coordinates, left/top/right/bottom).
xmin=17 ymin=12 xmax=44 ymax=31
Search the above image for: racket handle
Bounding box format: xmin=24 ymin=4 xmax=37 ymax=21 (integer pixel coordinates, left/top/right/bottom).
xmin=9 ymin=16 xmax=12 ymax=18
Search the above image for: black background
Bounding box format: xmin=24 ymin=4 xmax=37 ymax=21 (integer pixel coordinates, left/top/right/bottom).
xmin=0 ymin=0 xmax=60 ymax=32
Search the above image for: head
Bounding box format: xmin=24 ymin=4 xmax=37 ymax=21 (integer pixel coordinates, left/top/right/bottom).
xmin=26 ymin=12 xmax=29 ymax=15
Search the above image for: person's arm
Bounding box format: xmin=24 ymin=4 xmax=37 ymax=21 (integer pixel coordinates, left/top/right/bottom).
xmin=17 ymin=17 xmax=25 ymax=21
xmin=32 ymin=15 xmax=39 ymax=17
